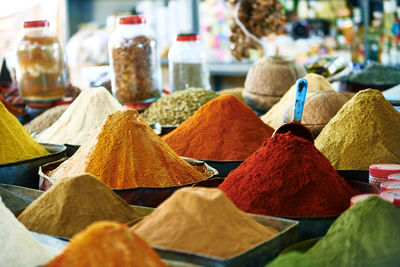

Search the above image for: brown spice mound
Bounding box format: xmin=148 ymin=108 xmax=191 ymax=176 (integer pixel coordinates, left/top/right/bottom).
xmin=131 ymin=187 xmax=279 ymax=258
xmin=48 ymin=109 xmax=207 ymax=189
xmin=163 ymin=94 xmax=274 ymax=160
xmin=18 ymin=174 xmax=147 ymax=238
xmin=24 ymin=104 xmax=69 ymax=133
xmin=45 ymin=221 xmax=166 ymax=267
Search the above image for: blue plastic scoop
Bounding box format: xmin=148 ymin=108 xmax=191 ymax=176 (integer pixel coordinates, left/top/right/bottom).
xmin=273 ymin=78 xmax=314 ymax=143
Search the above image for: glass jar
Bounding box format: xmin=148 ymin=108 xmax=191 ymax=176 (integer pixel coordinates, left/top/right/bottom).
xmin=16 ymin=20 xmax=68 ymax=102
xmin=109 ymin=15 xmax=162 ymax=104
xmin=168 ymin=33 xmax=210 ymax=92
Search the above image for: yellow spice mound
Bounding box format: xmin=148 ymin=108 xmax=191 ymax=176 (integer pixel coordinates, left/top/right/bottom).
xmin=45 ymin=221 xmax=166 ymax=267
xmin=315 ymin=89 xmax=400 ymax=169
xmin=131 ymin=187 xmax=279 ymax=258
xmin=261 ymin=73 xmax=334 ymax=129
xmin=48 ymin=109 xmax=207 ymax=189
xmin=0 ymin=102 xmax=48 ymax=164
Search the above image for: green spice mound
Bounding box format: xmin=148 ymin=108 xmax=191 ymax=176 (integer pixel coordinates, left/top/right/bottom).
xmin=266 ymin=252 xmax=322 ymax=267
xmin=142 ymin=88 xmax=218 ymax=125
xmin=347 ymin=63 xmax=400 ymax=86
xmin=308 ymin=196 xmax=400 ymax=267
xmin=315 ymin=89 xmax=400 ymax=169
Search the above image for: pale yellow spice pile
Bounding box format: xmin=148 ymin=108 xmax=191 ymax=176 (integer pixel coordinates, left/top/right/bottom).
xmin=315 ymin=89 xmax=400 ymax=170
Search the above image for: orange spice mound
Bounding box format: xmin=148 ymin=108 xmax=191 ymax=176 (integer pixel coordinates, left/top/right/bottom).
xmin=48 ymin=109 xmax=207 ymax=189
xmin=45 ymin=221 xmax=166 ymax=267
xmin=163 ymin=94 xmax=274 ymax=160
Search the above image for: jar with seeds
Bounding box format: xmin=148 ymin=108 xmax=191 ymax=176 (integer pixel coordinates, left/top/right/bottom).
xmin=109 ymin=15 xmax=162 ymax=104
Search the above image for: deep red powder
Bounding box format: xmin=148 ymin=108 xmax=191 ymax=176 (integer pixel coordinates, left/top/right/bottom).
xmin=218 ymin=132 xmax=358 ymax=217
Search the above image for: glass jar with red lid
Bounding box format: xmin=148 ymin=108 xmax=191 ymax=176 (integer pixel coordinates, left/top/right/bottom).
xmin=109 ymin=15 xmax=162 ymax=104
xmin=16 ymin=20 xmax=68 ymax=102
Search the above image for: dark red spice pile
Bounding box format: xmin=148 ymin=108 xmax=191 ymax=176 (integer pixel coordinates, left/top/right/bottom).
xmin=218 ymin=132 xmax=358 ymax=217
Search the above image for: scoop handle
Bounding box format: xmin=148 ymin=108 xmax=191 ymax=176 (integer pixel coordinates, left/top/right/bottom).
xmin=293 ymin=78 xmax=308 ymax=122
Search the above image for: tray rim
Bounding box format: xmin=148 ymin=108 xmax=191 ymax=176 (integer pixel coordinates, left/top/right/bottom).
xmin=0 ymin=143 xmax=66 ymax=167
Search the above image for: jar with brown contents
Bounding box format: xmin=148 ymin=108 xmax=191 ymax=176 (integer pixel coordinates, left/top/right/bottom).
xmin=109 ymin=15 xmax=162 ymax=104
xmin=16 ymin=20 xmax=68 ymax=102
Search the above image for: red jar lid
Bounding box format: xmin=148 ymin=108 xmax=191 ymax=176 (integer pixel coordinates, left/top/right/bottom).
xmin=124 ymin=102 xmax=152 ymax=111
xmin=350 ymin=194 xmax=379 ymax=206
xmin=119 ymin=15 xmax=146 ymax=25
xmin=177 ymin=34 xmax=200 ymax=42
xmin=381 ymin=181 xmax=400 ymax=193
xmin=388 ymin=173 xmax=400 ymax=181
xmin=380 ymin=190 xmax=400 ymax=208
xmin=24 ymin=20 xmax=49 ymax=28
xmin=369 ymin=164 xmax=400 ymax=179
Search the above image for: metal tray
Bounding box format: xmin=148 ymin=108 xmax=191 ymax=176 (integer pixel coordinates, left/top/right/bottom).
xmin=337 ymin=170 xmax=369 ymax=183
xmin=0 ymin=143 xmax=66 ymax=189
xmin=0 ymin=183 xmax=43 ymax=214
xmin=64 ymin=144 xmax=80 ymax=157
xmin=280 ymin=237 xmax=321 ymax=255
xmin=38 ymin=157 xmax=218 ymax=207
xmin=147 ymin=215 xmax=299 ymax=267
xmin=31 ymin=231 xmax=68 ymax=253
xmin=113 ymin=157 xmax=218 ymax=208
xmin=202 ymin=160 xmax=243 ymax=178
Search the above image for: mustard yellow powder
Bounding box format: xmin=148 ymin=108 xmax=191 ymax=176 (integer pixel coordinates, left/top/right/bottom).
xmin=315 ymin=89 xmax=400 ymax=170
xmin=0 ymin=102 xmax=48 ymax=164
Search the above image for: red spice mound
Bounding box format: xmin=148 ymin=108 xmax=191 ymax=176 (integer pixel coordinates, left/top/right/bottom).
xmin=219 ymin=132 xmax=358 ymax=217
xmin=163 ymin=94 xmax=274 ymax=160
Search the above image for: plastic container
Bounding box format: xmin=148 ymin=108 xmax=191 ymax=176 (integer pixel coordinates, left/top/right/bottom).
xmin=168 ymin=33 xmax=210 ymax=92
xmin=16 ymin=20 xmax=68 ymax=102
xmin=380 ymin=190 xmax=400 ymax=208
xmin=380 ymin=181 xmax=400 ymax=192
xmin=109 ymin=15 xmax=162 ymax=104
xmin=369 ymin=164 xmax=400 ymax=187
xmin=350 ymin=194 xmax=379 ymax=206
xmin=388 ymin=173 xmax=400 ymax=181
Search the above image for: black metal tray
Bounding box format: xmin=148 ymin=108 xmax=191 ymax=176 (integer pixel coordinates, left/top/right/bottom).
xmin=0 ymin=143 xmax=66 ymax=189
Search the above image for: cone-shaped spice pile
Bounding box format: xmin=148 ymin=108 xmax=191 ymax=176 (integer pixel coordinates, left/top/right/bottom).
xmin=131 ymin=187 xmax=279 ymax=258
xmin=45 ymin=221 xmax=166 ymax=267
xmin=163 ymin=94 xmax=274 ymax=160
xmin=219 ymin=132 xmax=358 ymax=217
xmin=48 ymin=109 xmax=207 ymax=189
xmin=18 ymin=174 xmax=149 ymax=238
xmin=315 ymin=89 xmax=400 ymax=169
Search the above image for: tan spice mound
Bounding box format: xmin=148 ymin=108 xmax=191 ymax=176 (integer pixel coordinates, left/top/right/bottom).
xmin=45 ymin=221 xmax=166 ymax=267
xmin=48 ymin=109 xmax=207 ymax=189
xmin=163 ymin=94 xmax=274 ymax=160
xmin=315 ymin=89 xmax=400 ymax=170
xmin=261 ymin=73 xmax=334 ymax=129
xmin=131 ymin=187 xmax=279 ymax=259
xmin=18 ymin=174 xmax=148 ymax=238
xmin=24 ymin=104 xmax=69 ymax=133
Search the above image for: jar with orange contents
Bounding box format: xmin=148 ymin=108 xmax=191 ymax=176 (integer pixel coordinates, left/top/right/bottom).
xmin=16 ymin=20 xmax=67 ymax=102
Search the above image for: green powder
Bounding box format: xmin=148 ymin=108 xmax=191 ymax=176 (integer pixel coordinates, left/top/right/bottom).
xmin=266 ymin=252 xmax=322 ymax=267
xmin=308 ymin=196 xmax=400 ymax=267
xmin=315 ymin=89 xmax=400 ymax=169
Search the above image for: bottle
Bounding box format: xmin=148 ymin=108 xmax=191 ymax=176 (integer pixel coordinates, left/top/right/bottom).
xmin=16 ymin=20 xmax=68 ymax=103
xmin=109 ymin=15 xmax=162 ymax=104
xmin=168 ymin=33 xmax=210 ymax=92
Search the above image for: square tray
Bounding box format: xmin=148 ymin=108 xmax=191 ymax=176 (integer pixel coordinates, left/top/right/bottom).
xmin=152 ymin=215 xmax=299 ymax=267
